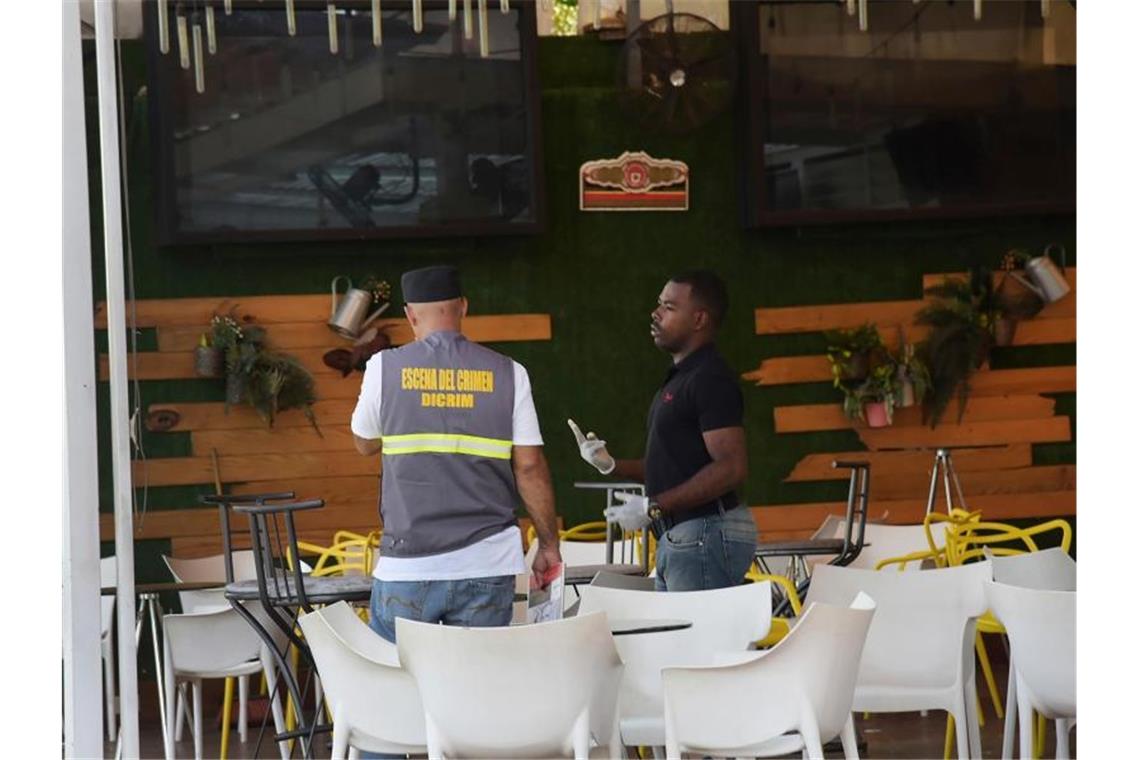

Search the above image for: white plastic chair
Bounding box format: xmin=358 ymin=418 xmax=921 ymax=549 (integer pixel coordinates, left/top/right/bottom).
xmin=662 ymin=593 xmax=877 ymax=760
xmin=297 ymin=602 xmax=424 ymax=758
xmin=806 ymin=563 xmax=990 ymax=760
xmin=987 ymin=547 xmax=1076 ymax=758
xmin=577 ymin=581 xmax=773 ymax=750
xmin=100 ymin=556 xmax=117 ymax=741
xmin=810 ymin=520 xmax=945 ymax=571
xmin=985 ymin=580 xmax=1076 ymax=760
xmin=162 ymin=603 xmax=290 ymax=760
xmin=163 ymin=551 xmax=258 ymax=749
xmin=396 ymin=612 xmax=624 ymax=759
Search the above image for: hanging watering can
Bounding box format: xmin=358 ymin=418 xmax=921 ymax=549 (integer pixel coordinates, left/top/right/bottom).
xmin=328 ymin=276 xmax=389 ymax=339
xmin=1009 ymin=243 xmax=1071 ymax=304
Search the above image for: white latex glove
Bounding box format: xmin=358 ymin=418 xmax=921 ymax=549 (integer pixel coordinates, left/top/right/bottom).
xmin=567 ymin=419 xmax=616 ymax=475
xmin=604 ymin=492 xmax=652 ymax=532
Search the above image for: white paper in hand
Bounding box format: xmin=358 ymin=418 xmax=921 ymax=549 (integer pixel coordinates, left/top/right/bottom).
xmin=527 ymin=563 xmax=565 ymax=624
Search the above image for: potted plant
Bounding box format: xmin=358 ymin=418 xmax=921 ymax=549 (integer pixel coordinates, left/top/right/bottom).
xmin=993 ymin=249 xmax=1046 ymax=345
xmin=895 ymin=342 xmax=930 ymax=409
xmin=193 ymin=332 xmax=224 ymax=378
xmin=826 ymin=324 xmax=901 ymax=427
xmin=914 ymin=266 xmax=1001 ymax=427
xmin=210 ymin=312 xmax=320 ymax=431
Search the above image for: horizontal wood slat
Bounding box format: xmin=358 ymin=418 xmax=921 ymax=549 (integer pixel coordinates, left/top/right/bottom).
xmin=774 ymin=395 xmax=1056 ymax=433
xmin=97 ymin=294 xmax=333 ymax=328
xmin=922 ymin=269 xmax=1076 ymax=319
xmin=753 ymin=270 xmax=1076 ymax=337
xmin=133 ymin=452 xmax=379 ymax=487
xmin=155 ymin=314 xmax=553 ymax=351
xmin=755 ymin=300 xmax=924 ymax=335
xmin=147 ymin=400 xmax=357 ymax=432
xmin=750 ymin=490 xmax=1075 ymax=533
xmin=784 ymin=445 xmax=1034 ymax=482
xmin=191 ymin=427 xmax=358 ymax=456
xmin=857 ymin=416 xmax=1071 ymax=451
xmin=871 ymin=465 xmax=1076 ymax=501
xmin=746 ymin=362 xmax=1075 ymax=394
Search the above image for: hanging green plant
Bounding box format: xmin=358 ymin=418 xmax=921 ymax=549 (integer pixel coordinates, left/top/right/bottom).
xmin=824 ymin=323 xmax=903 ymax=427
xmin=209 ymin=312 xmax=320 ymax=433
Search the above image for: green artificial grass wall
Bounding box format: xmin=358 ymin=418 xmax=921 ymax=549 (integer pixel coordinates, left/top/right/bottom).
xmin=85 ymin=37 xmax=1075 ymax=583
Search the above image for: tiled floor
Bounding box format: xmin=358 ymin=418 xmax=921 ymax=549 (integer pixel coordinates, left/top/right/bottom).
xmin=106 ymin=647 xmax=1074 ymax=759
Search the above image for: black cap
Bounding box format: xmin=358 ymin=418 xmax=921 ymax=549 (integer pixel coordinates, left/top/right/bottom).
xmin=401 ymin=265 xmax=462 ymax=304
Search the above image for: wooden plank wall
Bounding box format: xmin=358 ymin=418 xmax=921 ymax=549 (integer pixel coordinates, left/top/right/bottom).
xmin=746 ymin=270 xmax=1076 ymax=540
xmin=97 ymin=294 xmax=553 ymax=556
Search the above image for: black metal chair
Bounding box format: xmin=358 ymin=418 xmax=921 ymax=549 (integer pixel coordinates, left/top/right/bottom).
xmin=754 ymin=460 xmax=871 ymax=616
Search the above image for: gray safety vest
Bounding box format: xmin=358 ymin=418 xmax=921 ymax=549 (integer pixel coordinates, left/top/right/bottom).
xmin=377 ymin=330 xmax=519 ymax=557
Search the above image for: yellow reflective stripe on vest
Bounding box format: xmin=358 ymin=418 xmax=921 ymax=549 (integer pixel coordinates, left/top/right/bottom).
xmin=381 ymin=433 xmax=513 ymax=460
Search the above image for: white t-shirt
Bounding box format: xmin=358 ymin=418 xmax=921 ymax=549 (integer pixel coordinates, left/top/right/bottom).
xmin=350 ymin=350 xmax=542 ymax=581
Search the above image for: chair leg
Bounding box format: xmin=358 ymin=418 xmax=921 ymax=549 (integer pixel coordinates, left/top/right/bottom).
xmin=951 ymin=699 xmax=970 ymax=760
xmin=261 ymin=649 xmax=291 ymax=760
xmin=966 ymin=674 xmax=984 ymax=760
xmin=347 ymin=747 xmax=360 ymax=760
xmin=220 ymin=677 xmax=234 ymax=760
xmin=191 ymin=679 xmax=204 ymax=760
xmin=840 ymin=714 xmax=860 ymax=760
xmin=174 ymin=684 xmax=186 ymax=743
xmin=1017 ymin=674 xmax=1035 ymax=760
xmin=1035 ymin=712 xmax=1047 ymax=758
xmin=944 ymin=714 xmax=956 ymax=760
xmin=102 ymin=645 xmax=117 ymax=742
xmin=163 ymin=653 xmax=177 ymax=760
xmin=238 ymin=674 xmax=249 ymax=744
xmin=1001 ymin=662 xmax=1017 ymax=760
xmin=976 ymin=633 xmax=1005 ymax=720
xmin=331 ymin=709 xmax=348 ymax=760
xmin=800 ymin=716 xmax=825 ymax=760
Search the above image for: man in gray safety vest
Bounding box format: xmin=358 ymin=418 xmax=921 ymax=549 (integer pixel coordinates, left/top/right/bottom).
xmin=351 ymin=264 xmax=562 ymax=643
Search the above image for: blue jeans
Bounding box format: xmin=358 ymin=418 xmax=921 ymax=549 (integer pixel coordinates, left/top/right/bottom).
xmin=367 ymin=575 xmax=516 ymax=644
xmin=654 ymin=506 xmax=758 ymax=592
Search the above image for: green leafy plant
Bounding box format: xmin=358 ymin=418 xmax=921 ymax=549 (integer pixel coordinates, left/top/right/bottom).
xmin=825 ymin=324 xmax=902 ymax=423
xmin=210 ymin=312 xmax=320 ymax=433
xmin=914 ymin=266 xmax=999 ymax=428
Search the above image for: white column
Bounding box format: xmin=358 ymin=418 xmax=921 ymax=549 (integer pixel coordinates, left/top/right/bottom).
xmin=62 ymin=2 xmax=104 ymax=757
xmin=94 ymin=1 xmax=140 ymax=756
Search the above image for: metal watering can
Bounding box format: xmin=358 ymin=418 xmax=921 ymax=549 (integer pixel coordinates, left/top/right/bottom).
xmin=328 ymin=276 xmax=389 ymax=339
xmin=1009 ymin=244 xmax=1071 ymax=304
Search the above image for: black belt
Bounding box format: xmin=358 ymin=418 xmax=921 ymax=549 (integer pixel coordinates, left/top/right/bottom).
xmin=651 ymin=494 xmax=740 ymax=538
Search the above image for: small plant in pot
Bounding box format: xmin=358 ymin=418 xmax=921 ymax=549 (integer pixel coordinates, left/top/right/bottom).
xmin=993 ymin=249 xmax=1046 ymax=345
xmin=826 ymin=324 xmax=899 ymax=427
xmin=895 ymin=342 xmax=931 ymax=409
xmin=193 ymin=332 xmax=224 ymax=378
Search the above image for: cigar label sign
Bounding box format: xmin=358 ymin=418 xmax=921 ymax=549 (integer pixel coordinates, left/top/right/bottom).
xmin=579 ymin=151 xmax=689 ymax=212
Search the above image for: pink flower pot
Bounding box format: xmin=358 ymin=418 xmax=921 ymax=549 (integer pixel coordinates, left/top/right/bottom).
xmin=864 ymin=401 xmax=891 ymax=428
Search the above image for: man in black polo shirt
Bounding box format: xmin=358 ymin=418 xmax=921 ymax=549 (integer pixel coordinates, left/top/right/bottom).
xmin=568 ymin=270 xmax=758 ymax=591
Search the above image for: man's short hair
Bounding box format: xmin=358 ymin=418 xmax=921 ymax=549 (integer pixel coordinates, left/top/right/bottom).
xmin=670 ymin=269 xmax=729 ymax=329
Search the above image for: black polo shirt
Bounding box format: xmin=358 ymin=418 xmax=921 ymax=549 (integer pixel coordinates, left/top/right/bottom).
xmin=644 ymin=342 xmax=744 ymax=518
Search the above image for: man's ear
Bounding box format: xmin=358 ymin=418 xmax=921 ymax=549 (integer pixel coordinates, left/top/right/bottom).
xmin=459 ymin=297 xmax=469 ymax=319
xmin=404 ymin=304 xmax=417 ymax=327
xmin=693 ymin=308 xmax=711 ymax=333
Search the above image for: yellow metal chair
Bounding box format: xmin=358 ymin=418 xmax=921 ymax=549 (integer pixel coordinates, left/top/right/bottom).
xmin=937 ymin=518 xmax=1072 ymax=760
xmin=744 ymin=564 xmax=803 ymax=648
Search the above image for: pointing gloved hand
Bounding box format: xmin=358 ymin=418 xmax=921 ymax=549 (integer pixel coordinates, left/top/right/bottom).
xmin=604 ymin=492 xmax=652 ymax=532
xmin=567 ymin=419 xmax=616 ymax=475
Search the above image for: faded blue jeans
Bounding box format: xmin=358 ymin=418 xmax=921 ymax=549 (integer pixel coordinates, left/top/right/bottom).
xmin=654 ymin=506 xmax=758 ymax=591
xmin=362 ymin=576 xmax=515 ymax=758
xmin=367 ymin=575 xmax=515 ymax=644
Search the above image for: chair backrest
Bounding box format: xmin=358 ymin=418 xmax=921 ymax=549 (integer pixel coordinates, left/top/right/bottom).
xmin=163 ymin=605 xmax=265 ymax=674
xmin=806 ymin=563 xmax=989 ymax=691
xmin=297 ymin=603 xmax=426 ymax=754
xmin=578 ymin=582 xmax=772 ymax=720
xmin=662 ymin=593 xmax=876 ymax=753
xmin=397 ymin=612 xmax=623 ymax=758
xmin=814 ymin=522 xmax=941 ymax=571
xmin=232 ymin=499 xmax=325 ymax=612
xmin=164 ymin=551 xmax=259 ymax=612
xmin=987 ymin=546 xmax=1076 ymax=591
xmin=199 ymin=491 xmax=296 ymax=582
xmin=100 ymin=557 xmax=116 ymax=637
xmin=984 ymin=580 xmax=1075 ymax=717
